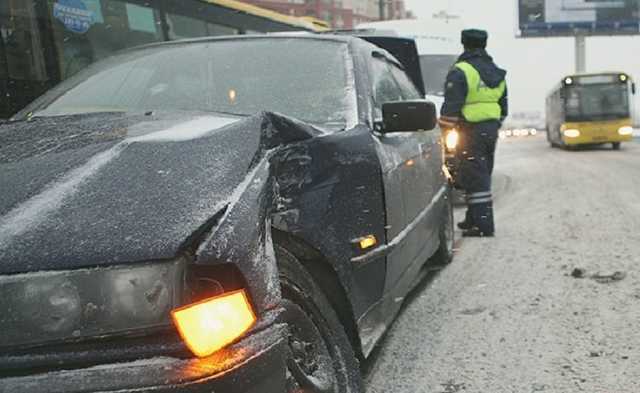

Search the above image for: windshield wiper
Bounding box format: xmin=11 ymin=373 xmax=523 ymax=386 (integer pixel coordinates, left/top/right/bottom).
xmin=30 ymin=109 xmax=127 ymax=119
xmin=208 ymin=109 xmax=250 ymax=118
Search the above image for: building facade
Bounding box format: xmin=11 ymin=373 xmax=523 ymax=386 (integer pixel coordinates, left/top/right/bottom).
xmin=0 ymin=0 xmax=322 ymax=119
xmin=240 ymin=0 xmax=411 ymax=29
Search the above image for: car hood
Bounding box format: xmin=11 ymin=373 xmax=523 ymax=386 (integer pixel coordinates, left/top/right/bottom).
xmin=0 ymin=111 xmax=320 ymax=274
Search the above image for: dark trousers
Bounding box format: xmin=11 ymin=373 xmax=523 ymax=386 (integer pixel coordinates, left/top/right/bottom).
xmin=459 ymin=121 xmax=499 ymax=234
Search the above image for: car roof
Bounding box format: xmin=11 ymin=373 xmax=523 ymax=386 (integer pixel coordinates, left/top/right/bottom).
xmin=129 ymin=33 xmax=359 ymax=52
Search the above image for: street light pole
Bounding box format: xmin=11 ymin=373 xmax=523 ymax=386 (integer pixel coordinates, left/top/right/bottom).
xmin=574 ymin=35 xmax=586 ymax=73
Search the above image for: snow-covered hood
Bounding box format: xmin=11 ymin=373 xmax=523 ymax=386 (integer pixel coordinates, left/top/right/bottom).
xmin=0 ymin=111 xmax=319 ymax=274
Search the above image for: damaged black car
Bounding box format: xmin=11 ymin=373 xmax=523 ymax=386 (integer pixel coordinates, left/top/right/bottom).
xmin=0 ymin=34 xmax=453 ymax=393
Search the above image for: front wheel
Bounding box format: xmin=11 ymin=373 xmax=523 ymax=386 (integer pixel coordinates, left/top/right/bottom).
xmin=276 ymin=245 xmax=363 ymax=393
xmin=612 ymin=142 xmax=621 ymax=150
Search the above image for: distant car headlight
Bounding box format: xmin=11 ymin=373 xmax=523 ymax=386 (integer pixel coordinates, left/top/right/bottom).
xmin=618 ymin=126 xmax=633 ymax=136
xmin=0 ymin=260 xmax=186 ymax=348
xmin=563 ymin=129 xmax=581 ymax=138
xmin=505 ymin=130 xmax=512 ymax=137
xmin=444 ymin=129 xmax=460 ymax=151
xmin=530 ymin=129 xmax=538 ymax=136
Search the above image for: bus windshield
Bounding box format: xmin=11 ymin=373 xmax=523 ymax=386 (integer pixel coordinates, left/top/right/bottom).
xmin=565 ymin=83 xmax=630 ymax=121
xmin=419 ymin=54 xmax=457 ymax=96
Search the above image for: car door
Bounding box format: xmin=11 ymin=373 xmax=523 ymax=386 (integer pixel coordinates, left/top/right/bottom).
xmin=388 ymin=61 xmax=441 ymax=270
xmin=368 ymin=53 xmax=435 ymax=291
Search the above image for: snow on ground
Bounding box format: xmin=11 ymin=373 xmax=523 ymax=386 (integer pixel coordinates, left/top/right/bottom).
xmin=365 ymin=135 xmax=640 ymax=393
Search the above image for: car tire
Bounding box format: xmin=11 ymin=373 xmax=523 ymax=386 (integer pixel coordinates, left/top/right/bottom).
xmin=431 ymin=188 xmax=455 ymax=265
xmin=612 ymin=142 xmax=621 ymax=150
xmin=276 ymin=245 xmax=364 ymax=393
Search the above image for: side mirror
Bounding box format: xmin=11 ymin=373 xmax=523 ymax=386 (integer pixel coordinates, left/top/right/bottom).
xmin=381 ymin=100 xmax=437 ymax=133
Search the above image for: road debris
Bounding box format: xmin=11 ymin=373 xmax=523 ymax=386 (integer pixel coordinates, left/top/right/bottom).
xmin=569 ymin=268 xmax=626 ymax=284
xmin=570 ymin=268 xmax=586 ymax=278
xmin=590 ymin=271 xmax=626 ymax=284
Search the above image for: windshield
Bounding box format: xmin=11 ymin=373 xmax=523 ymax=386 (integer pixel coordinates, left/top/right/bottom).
xmin=21 ymin=38 xmax=355 ymax=127
xmin=565 ymin=83 xmax=630 ymax=121
xmin=419 ymin=54 xmax=457 ymax=96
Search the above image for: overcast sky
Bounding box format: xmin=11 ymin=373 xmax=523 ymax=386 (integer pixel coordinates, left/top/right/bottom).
xmin=404 ymin=0 xmax=640 ymax=119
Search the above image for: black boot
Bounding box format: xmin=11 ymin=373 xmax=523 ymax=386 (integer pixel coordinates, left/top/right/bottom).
xmin=457 ymin=220 xmax=473 ymax=230
xmin=462 ymin=227 xmax=494 ymax=237
xmin=458 ymin=208 xmax=474 ymax=230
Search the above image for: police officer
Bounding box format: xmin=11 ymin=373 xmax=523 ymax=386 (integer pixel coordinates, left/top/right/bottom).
xmin=441 ymin=29 xmax=508 ymax=237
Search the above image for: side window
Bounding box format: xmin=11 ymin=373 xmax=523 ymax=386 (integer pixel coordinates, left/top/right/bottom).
xmin=390 ymin=64 xmax=422 ymax=100
xmin=370 ymin=56 xmax=403 ymax=118
xmin=46 ymin=0 xmax=164 ymax=79
xmin=0 ymin=0 xmax=48 ymax=82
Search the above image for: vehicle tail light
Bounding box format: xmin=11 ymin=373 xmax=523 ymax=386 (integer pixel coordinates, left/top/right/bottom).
xmin=172 ymin=289 xmax=256 ymax=358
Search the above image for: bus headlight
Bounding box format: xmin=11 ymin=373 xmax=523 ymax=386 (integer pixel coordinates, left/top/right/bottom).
xmin=563 ymin=129 xmax=580 ymax=138
xmin=618 ymin=126 xmax=633 ymax=136
xmin=445 ymin=129 xmax=460 ymax=151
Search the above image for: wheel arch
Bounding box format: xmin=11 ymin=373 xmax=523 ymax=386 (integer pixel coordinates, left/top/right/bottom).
xmin=272 ymin=228 xmax=364 ymax=360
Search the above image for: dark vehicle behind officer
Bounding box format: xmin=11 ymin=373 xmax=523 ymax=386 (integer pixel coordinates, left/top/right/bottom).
xmin=440 ymin=29 xmax=508 ymax=237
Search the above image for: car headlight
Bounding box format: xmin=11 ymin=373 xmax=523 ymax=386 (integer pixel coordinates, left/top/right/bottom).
xmin=618 ymin=126 xmax=633 ymax=136
xmin=563 ymin=129 xmax=580 ymax=138
xmin=0 ymin=260 xmax=186 ymax=348
xmin=444 ymin=129 xmax=460 ymax=151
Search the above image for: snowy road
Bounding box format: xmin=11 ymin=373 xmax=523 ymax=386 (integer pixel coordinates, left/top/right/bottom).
xmin=365 ymin=135 xmax=640 ymax=393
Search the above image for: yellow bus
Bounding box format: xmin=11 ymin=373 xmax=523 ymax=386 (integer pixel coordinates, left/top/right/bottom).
xmin=546 ymin=72 xmax=636 ymax=150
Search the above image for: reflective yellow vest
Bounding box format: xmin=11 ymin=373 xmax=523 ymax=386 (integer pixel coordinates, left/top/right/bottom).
xmin=455 ymin=61 xmax=506 ymax=123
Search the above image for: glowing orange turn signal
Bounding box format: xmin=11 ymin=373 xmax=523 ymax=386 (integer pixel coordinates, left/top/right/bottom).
xmin=172 ymin=290 xmax=256 ymax=358
xmin=359 ymin=235 xmax=377 ymax=250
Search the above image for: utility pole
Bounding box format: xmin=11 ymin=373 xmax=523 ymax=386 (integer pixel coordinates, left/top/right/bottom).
xmin=379 ymin=0 xmax=385 ymax=20
xmin=574 ymin=35 xmax=586 ymax=73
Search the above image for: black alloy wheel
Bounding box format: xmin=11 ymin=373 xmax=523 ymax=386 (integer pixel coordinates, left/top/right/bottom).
xmin=275 ymin=245 xmax=363 ymax=393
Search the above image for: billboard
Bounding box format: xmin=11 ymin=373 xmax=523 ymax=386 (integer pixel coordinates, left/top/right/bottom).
xmin=518 ymin=0 xmax=640 ymax=37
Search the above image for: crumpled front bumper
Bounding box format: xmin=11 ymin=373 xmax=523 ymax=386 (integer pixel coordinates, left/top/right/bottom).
xmin=0 ymin=324 xmax=287 ymax=393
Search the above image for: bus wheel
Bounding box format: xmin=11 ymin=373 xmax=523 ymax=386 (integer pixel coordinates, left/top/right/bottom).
xmin=612 ymin=142 xmax=621 ymax=150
